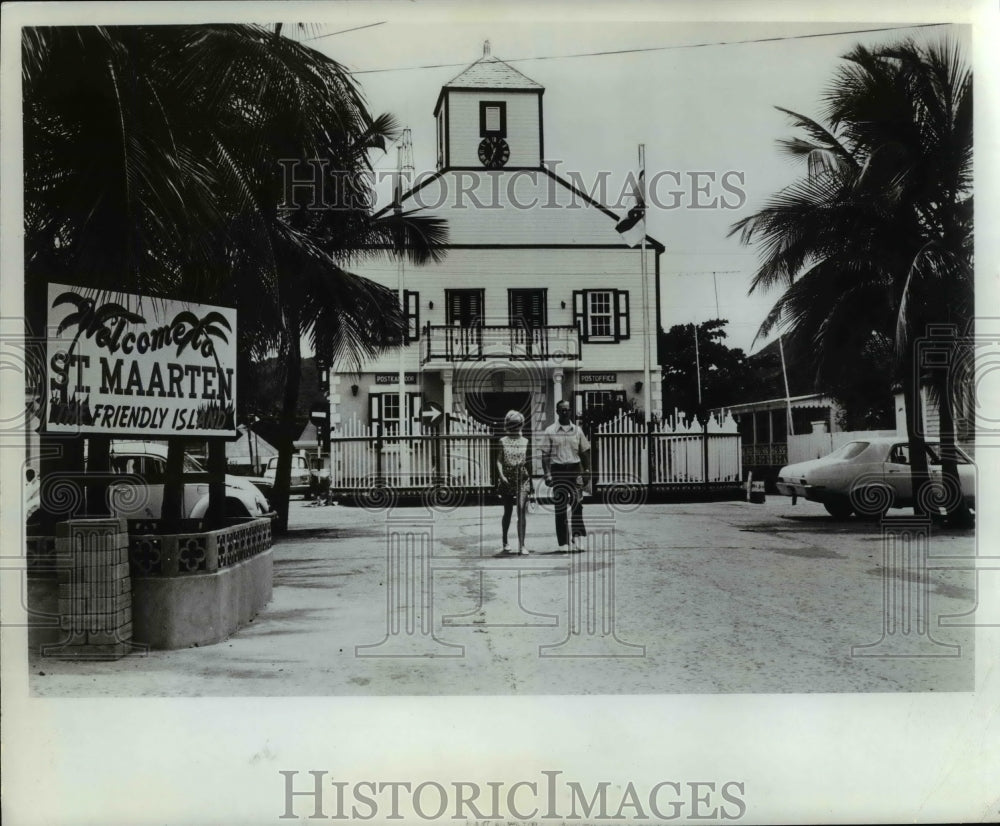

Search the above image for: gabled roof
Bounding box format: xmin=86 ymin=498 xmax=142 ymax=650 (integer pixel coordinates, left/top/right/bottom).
xmin=442 ymin=54 xmax=543 ymax=91
xmin=375 ymin=168 xmax=664 ymax=252
xmin=434 ymin=48 xmax=543 ymax=116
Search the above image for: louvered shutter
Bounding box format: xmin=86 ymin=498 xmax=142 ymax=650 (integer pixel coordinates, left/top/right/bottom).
xmin=574 ymin=391 xmax=585 ymax=417
xmin=469 ymin=290 xmax=482 ymax=326
xmin=573 ymin=291 xmax=588 ymax=342
xmin=509 ymin=290 xmax=526 ymax=326
xmin=615 ymin=290 xmax=630 ymax=340
xmin=368 ymin=393 xmax=381 ymax=430
xmin=405 ymin=290 xmax=420 ymax=342
xmin=447 ymin=291 xmax=462 ymax=326
xmin=529 ymin=290 xmax=545 ymax=326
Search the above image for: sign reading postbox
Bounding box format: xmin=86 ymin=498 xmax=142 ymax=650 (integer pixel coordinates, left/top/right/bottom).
xmin=45 ymin=283 xmax=237 ymax=437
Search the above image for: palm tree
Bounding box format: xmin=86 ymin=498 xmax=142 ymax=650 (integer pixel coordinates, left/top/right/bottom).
xmin=23 ymin=24 xmax=447 ymax=531
xmin=730 ymin=37 xmax=972 ymax=523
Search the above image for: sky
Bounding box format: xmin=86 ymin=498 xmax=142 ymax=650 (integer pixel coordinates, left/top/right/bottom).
xmin=294 ymin=11 xmax=973 ymax=355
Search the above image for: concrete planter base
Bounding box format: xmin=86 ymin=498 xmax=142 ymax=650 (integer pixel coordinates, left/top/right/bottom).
xmin=27 ymin=517 xmax=273 ymax=651
xmin=131 ymin=548 xmax=273 ymax=649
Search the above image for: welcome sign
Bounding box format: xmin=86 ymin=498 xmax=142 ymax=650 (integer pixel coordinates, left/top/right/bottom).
xmin=45 ymin=283 xmax=237 ymax=437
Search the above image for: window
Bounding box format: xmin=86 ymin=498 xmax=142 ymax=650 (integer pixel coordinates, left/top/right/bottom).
xmin=387 ymin=290 xmax=420 ymax=344
xmin=830 ymin=441 xmax=869 ymax=460
xmin=889 ymin=442 xmax=968 ymax=466
xmin=588 ymin=291 xmax=613 ymax=337
xmin=888 ymin=444 xmax=911 ymax=465
xmin=572 ymin=289 xmax=630 ymax=342
xmin=369 ymin=392 xmax=423 ymax=436
xmin=479 ymin=101 xmax=507 ymax=137
xmin=574 ymin=390 xmax=626 ymax=416
xmin=508 ymin=289 xmax=547 ymax=327
xmin=446 ymin=289 xmax=484 ymax=327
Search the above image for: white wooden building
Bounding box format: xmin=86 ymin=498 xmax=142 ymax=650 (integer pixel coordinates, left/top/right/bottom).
xmin=328 ymin=45 xmax=664 ymax=453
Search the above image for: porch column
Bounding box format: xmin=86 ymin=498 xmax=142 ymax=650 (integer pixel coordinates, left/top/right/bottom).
xmin=442 ymin=368 xmax=454 ymax=416
xmin=552 ymin=368 xmax=564 ymax=405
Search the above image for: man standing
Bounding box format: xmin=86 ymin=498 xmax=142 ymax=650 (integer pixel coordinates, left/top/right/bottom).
xmin=541 ymin=399 xmax=591 ymax=552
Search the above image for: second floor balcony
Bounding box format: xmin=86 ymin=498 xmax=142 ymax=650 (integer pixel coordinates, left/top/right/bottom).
xmin=422 ymin=323 xmax=581 ymax=364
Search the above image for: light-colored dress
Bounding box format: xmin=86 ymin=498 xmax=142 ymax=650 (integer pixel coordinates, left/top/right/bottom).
xmin=496 ymin=436 xmax=531 ymax=504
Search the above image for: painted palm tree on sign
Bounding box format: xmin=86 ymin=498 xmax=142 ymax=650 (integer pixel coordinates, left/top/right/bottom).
xmin=731 ymin=38 xmax=972 ymax=523
xmin=49 ymin=291 xmax=145 ymax=425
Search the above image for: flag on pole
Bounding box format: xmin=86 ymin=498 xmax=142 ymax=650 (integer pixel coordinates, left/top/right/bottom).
xmin=616 ymin=170 xmax=646 ymax=247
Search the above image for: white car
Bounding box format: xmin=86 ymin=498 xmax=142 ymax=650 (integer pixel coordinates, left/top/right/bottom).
xmin=107 ymin=441 xmax=275 ymax=521
xmin=775 ymin=436 xmax=976 ymax=519
xmin=263 ymin=454 xmax=314 ymax=497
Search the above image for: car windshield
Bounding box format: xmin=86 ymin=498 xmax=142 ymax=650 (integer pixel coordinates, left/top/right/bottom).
xmin=827 ymin=441 xmax=869 ymax=460
xmin=183 ymin=454 xmax=205 ymax=473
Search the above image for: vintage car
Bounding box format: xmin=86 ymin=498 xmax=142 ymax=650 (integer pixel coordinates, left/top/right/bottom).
xmin=775 ymin=436 xmax=976 ymax=519
xmin=106 ymin=441 xmax=275 ymax=521
xmin=263 ymin=453 xmax=328 ymax=498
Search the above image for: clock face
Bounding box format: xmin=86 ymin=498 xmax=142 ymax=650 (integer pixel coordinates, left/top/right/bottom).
xmin=478 ymin=136 xmax=510 ymax=169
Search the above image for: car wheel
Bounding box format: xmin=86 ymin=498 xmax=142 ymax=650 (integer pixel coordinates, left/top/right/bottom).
xmin=823 ymin=496 xmax=854 ymax=520
xmin=224 ymin=497 xmax=252 ymax=518
xmin=851 ymin=485 xmax=893 ymax=520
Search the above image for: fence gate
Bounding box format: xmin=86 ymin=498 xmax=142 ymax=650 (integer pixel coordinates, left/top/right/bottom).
xmin=329 ymin=414 xmax=494 ymax=493
xmin=594 ymin=411 xmax=741 ymax=492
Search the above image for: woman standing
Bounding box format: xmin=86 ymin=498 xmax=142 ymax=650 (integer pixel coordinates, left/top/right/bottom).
xmin=496 ymin=410 xmax=531 ymax=555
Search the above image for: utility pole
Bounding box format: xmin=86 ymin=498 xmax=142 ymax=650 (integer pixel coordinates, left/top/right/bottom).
xmin=396 ymin=128 xmax=413 ymax=453
xmin=676 ymin=270 xmax=740 ymax=318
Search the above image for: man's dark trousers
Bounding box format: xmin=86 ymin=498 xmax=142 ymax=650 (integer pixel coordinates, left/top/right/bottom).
xmin=551 ymin=462 xmax=586 ymax=547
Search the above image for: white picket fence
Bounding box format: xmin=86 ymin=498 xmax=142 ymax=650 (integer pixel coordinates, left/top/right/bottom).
xmin=329 ymin=410 xmax=742 ymax=495
xmin=595 ymin=411 xmax=742 ymax=488
xmin=329 ymin=414 xmax=493 ymax=491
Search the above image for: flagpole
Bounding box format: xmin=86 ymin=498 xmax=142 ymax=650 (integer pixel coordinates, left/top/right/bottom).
xmin=639 ymin=144 xmax=652 ymax=426
xmin=693 ymin=322 xmax=702 ymax=406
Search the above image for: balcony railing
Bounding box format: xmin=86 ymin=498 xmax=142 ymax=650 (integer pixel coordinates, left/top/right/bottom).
xmin=423 ymin=324 xmax=581 ymax=363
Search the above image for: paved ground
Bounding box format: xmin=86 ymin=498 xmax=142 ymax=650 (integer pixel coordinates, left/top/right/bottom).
xmin=28 ymin=494 xmax=978 ymax=696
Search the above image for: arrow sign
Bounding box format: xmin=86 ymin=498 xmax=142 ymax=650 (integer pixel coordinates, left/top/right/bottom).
xmin=421 ymin=402 xmax=443 ymax=425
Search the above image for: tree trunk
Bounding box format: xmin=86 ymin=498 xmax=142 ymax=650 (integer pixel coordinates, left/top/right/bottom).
xmin=901 ymin=341 xmax=930 ymax=517
xmin=206 ymin=438 xmax=227 ymax=529
xmin=86 ymin=436 xmax=111 ymax=516
xmin=162 ymin=439 xmax=185 ymax=532
xmin=272 ymin=312 xmax=303 ymax=534
xmin=936 ymin=374 xmax=974 ymax=527
xmin=35 ymin=435 xmax=85 ymax=532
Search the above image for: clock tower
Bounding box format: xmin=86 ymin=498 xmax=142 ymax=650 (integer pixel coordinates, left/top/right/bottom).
xmin=433 ymin=41 xmax=544 ymax=170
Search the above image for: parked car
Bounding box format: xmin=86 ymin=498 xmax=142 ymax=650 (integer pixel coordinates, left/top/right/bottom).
xmin=775 ymin=436 xmax=976 ymax=519
xmin=263 ymin=454 xmax=313 ymax=497
xmin=106 ymin=441 xmax=275 ymax=521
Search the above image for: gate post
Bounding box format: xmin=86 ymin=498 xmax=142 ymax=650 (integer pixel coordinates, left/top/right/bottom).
xmin=702 ymin=421 xmax=710 ymax=490
xmin=375 ymin=424 xmax=384 ymax=487
xmin=645 ymin=420 xmax=654 ymax=490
